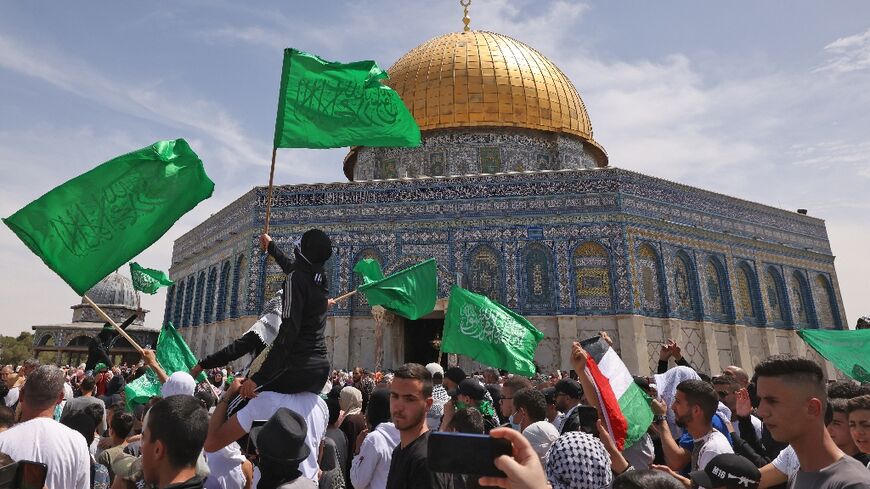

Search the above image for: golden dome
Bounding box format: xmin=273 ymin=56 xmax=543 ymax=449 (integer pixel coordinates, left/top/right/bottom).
xmin=385 ymin=30 xmax=606 ymax=160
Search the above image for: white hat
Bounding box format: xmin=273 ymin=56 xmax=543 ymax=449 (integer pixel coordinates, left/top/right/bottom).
xmin=161 ymin=371 xmax=196 ymax=398
xmin=425 ymin=363 xmax=444 ymax=376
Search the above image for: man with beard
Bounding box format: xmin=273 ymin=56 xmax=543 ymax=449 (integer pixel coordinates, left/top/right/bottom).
xmin=385 ymin=363 xmax=452 ymax=489
xmin=652 ymin=379 xmax=733 ymax=473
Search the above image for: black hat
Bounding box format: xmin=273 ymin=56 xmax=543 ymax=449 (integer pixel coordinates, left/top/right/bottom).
xmin=554 ymin=379 xmax=583 ymax=399
xmin=449 ymin=378 xmax=487 ymax=401
xmin=299 ymin=229 xmax=332 ymax=265
xmin=689 ymin=454 xmax=760 ymax=489
xmin=445 ymin=366 xmax=467 ymax=386
xmin=251 ymin=408 xmax=311 ymax=464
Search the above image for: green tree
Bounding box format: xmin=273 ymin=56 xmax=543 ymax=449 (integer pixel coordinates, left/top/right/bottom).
xmin=0 ymin=332 xmax=34 ymax=365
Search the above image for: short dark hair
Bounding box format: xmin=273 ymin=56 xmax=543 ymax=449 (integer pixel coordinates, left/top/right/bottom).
xmin=394 ymin=363 xmax=433 ymax=398
xmin=513 ymin=388 xmax=546 ymax=423
xmin=80 ymin=375 xmax=96 ymax=393
xmin=755 ymin=355 xmax=826 ymax=400
xmin=612 ymin=469 xmax=685 ymax=489
xmin=326 ymin=398 xmax=341 ymax=426
xmin=145 ymin=396 xmax=208 ymax=468
xmin=21 ymin=365 xmax=64 ymax=409
xmin=452 ymin=408 xmax=485 ymax=434
xmin=847 ymin=395 xmax=870 ymax=415
xmin=712 ymin=375 xmax=738 ymax=389
xmin=828 ymin=381 xmax=870 ymax=400
xmin=830 ymin=397 xmax=849 ymax=414
xmin=111 ymin=412 xmax=135 ymax=439
xmin=503 ymin=376 xmax=533 ymax=393
xmin=22 ymin=359 xmax=40 ymax=371
xmin=676 ymin=379 xmax=718 ymax=420
xmin=0 ymin=406 xmax=14 ymax=429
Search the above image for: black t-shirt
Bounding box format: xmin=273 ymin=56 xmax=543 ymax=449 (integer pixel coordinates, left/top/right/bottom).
xmin=386 ymin=431 xmax=453 ymax=489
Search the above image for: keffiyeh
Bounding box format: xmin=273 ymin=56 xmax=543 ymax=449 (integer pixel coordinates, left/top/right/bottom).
xmin=545 ymin=431 xmax=612 ymax=489
xmin=245 ymin=291 xmax=283 ymax=346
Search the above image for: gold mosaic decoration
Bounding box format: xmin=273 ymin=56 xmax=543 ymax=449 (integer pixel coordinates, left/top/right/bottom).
xmin=385 ymin=29 xmax=605 ymax=156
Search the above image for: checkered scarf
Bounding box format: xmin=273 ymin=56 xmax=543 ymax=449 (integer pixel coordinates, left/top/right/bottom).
xmin=545 ymin=431 xmax=613 ymax=489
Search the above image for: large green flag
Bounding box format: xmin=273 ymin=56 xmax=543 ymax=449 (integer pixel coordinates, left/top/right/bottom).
xmin=125 ymin=322 xmax=205 ymax=409
xmin=442 ymin=286 xmax=544 ymax=377
xmin=357 ymin=258 xmax=437 ymax=320
xmin=798 ymin=329 xmax=870 ymax=382
xmin=353 ymin=258 xmax=384 ymax=285
xmin=129 ymin=262 xmax=174 ymax=294
xmin=3 ymin=139 xmax=214 ymax=296
xmin=274 ymin=48 xmax=421 ymax=149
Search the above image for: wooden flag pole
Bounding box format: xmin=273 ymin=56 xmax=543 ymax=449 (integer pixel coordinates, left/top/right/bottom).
xmin=83 ymin=295 xmax=145 ymax=354
xmin=332 ymin=289 xmax=358 ymax=303
xmin=263 ymin=147 xmax=278 ymax=235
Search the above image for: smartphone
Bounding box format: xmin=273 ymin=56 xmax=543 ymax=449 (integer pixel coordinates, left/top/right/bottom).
xmin=0 ymin=460 xmax=48 ymax=489
xmin=427 ymin=432 xmax=512 ymax=477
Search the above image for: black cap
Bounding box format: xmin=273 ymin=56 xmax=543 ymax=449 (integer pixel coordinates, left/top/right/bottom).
xmin=445 ymin=366 xmax=467 ymax=385
xmin=688 ymin=454 xmax=760 ymax=489
xmin=449 ymin=379 xmax=487 ymax=401
xmin=554 ymin=379 xmax=583 ymax=399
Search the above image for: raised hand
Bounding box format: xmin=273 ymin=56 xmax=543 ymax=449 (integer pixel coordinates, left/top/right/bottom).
xmin=735 ymin=387 xmax=753 ymax=418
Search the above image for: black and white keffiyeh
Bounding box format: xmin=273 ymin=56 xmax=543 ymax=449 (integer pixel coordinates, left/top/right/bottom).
xmin=545 ymin=431 xmax=613 ymax=489
xmin=245 ymin=291 xmax=283 ymax=346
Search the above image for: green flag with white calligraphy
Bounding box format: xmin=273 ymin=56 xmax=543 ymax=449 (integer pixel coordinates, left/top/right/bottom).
xmin=273 ymin=48 xmax=421 ymax=148
xmin=129 ymin=262 xmax=174 ymax=294
xmin=442 ymin=286 xmax=544 ymax=377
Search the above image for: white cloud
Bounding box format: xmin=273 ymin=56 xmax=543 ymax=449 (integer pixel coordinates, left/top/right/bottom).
xmin=816 ymin=27 xmax=870 ymax=74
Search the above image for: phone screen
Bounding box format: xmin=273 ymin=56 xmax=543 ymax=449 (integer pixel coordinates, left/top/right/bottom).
xmin=17 ymin=461 xmax=47 ymax=489
xmin=427 ymin=432 xmax=511 ymax=477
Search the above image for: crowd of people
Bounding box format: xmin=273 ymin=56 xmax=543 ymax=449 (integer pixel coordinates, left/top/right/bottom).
xmin=1 ymin=230 xmax=869 ymax=489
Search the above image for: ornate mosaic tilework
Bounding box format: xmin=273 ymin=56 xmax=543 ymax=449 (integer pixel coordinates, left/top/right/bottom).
xmin=164 ymin=285 xmax=175 ymax=327
xmin=467 ymin=245 xmax=505 ymax=303
xmin=479 ymin=147 xmax=502 ymax=174
xmin=173 ymin=281 xmax=184 ymax=327
xmin=680 ymin=324 xmax=709 ymax=374
xmin=813 ymin=274 xmax=839 ymax=329
xmin=427 ymin=151 xmax=445 ymax=177
xmin=672 ymin=253 xmax=697 ymax=318
xmin=763 ymin=267 xmax=788 ymax=326
xmin=204 ymin=268 xmax=217 ymax=325
xmin=573 ymin=242 xmax=613 ymax=311
xmin=230 ymin=254 xmax=245 ymax=318
xmin=635 ymin=244 xmax=664 ymax=314
xmin=736 ymin=263 xmax=761 ymax=324
xmin=704 ymin=258 xmax=727 ymax=319
xmin=192 ymin=272 xmax=205 ymax=326
xmin=215 ymin=261 xmax=231 ymax=322
xmin=789 ymin=272 xmax=811 ymax=327
xmin=182 ymin=280 xmax=194 ymax=327
xmin=520 ymin=243 xmax=556 ymax=312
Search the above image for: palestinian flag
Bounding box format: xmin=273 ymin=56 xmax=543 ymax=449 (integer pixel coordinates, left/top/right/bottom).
xmin=580 ymin=336 xmax=654 ymax=450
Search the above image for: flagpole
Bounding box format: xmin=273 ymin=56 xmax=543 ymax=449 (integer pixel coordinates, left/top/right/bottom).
xmin=332 ymin=289 xmax=358 ymax=303
xmin=263 ymin=147 xmax=278 ymax=235
xmin=83 ymin=295 xmax=145 ymax=355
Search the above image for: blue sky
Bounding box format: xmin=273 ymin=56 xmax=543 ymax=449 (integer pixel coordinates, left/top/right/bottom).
xmin=1 ymin=1 xmax=868 ymax=337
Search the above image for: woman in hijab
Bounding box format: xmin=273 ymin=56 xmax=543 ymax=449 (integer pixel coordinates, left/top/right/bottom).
xmin=545 ymin=431 xmax=613 ymax=489
xmin=339 ymin=386 xmax=366 ymax=462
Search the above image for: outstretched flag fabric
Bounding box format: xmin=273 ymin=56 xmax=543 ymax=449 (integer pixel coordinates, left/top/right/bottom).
xmin=3 ymin=139 xmax=214 ymax=296
xmin=798 ymin=329 xmax=870 ymax=382
xmin=580 ymin=336 xmax=654 ymax=450
xmin=125 ymin=322 xmax=204 ymax=410
xmin=129 ymin=262 xmax=174 ymax=294
xmin=357 ymin=258 xmax=437 ymax=320
xmin=274 ymin=48 xmax=421 ymax=149
xmin=442 ymin=286 xmax=544 ymax=377
xmin=353 ymin=258 xmax=384 ymax=286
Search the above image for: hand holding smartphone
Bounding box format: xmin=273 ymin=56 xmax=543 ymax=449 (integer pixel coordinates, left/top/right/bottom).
xmin=427 ymin=431 xmax=512 ymax=477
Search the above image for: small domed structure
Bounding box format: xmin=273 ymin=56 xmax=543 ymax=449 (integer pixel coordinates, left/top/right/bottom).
xmin=81 ymin=272 xmax=138 ymax=309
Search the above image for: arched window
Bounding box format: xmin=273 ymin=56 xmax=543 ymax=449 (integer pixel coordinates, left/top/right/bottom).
xmin=468 ymin=245 xmax=504 ymax=303
xmin=790 ymin=272 xmax=813 ymax=328
xmin=813 ymin=274 xmax=840 ymax=329
xmin=636 ymin=244 xmax=665 ymax=314
xmin=764 ymin=267 xmax=789 ymax=326
xmin=203 ymin=267 xmax=218 ymax=324
xmin=230 ymin=254 xmax=246 ymax=318
xmin=573 ymin=242 xmax=612 ymax=312
xmin=215 ymin=261 xmax=231 ymax=322
xmin=182 ymin=279 xmax=195 ymax=327
xmin=672 ymin=252 xmax=700 ymax=320
xmin=521 ymin=243 xmax=555 ymax=311
xmin=704 ymin=257 xmax=729 ymax=320
xmin=192 ymin=271 xmax=206 ymax=326
xmin=163 ymin=284 xmax=175 ymax=327
xmin=351 ymin=249 xmax=383 ymax=314
xmin=736 ymin=262 xmax=762 ymax=325
xmin=173 ymin=280 xmax=184 ymax=327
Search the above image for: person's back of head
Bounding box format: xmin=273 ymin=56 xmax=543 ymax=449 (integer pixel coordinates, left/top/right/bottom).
xmin=111 ymin=411 xmax=135 ymax=440
xmin=502 ymin=376 xmax=533 ymax=394
xmin=142 ymin=395 xmax=208 ymax=476
xmin=613 ymin=469 xmax=684 ymax=489
xmin=513 ymin=388 xmax=547 ymax=425
xmin=828 ymin=380 xmax=870 ymax=400
xmin=0 ymin=406 xmax=14 ymax=430
xmin=366 ymin=388 xmax=391 ymax=429
xmin=21 ymin=365 xmax=64 ymax=414
xmin=21 ymin=358 xmax=40 ymax=377
xmin=452 ymin=407 xmax=485 ymax=434
xmin=325 ymin=398 xmax=342 ymax=428
xmin=676 ymin=379 xmax=718 ymax=424
xmin=80 ymin=375 xmax=96 ymax=394
xmin=61 ymin=407 xmax=99 ymax=446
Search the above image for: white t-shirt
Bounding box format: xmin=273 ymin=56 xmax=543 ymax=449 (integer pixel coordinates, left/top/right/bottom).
xmin=772 ymin=445 xmax=800 ymax=476
xmin=693 ymin=429 xmax=734 ymax=471
xmin=236 ymin=391 xmax=328 ymax=481
xmin=0 ymin=417 xmax=90 ymax=489
xmin=3 ymin=387 xmax=18 ymax=407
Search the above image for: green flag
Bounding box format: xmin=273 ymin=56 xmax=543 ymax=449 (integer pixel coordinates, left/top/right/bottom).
xmin=129 ymin=262 xmax=174 ymax=294
xmin=3 ymin=139 xmax=214 ymax=296
xmin=442 ymin=286 xmax=544 ymax=377
xmin=274 ymin=48 xmax=421 ymax=149
xmin=357 ymin=258 xmax=437 ymax=320
xmin=124 ymin=322 xmax=205 ymax=410
xmin=353 ymin=258 xmax=384 ymax=285
xmin=798 ymin=329 xmax=870 ymax=382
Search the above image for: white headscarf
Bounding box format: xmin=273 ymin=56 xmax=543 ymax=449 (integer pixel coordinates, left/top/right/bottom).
xmin=653 ymin=366 xmax=701 ymax=437
xmin=340 ymin=386 xmax=363 ymax=416
xmin=523 ymin=421 xmax=560 ymax=464
xmin=161 ymin=371 xmax=196 ymax=398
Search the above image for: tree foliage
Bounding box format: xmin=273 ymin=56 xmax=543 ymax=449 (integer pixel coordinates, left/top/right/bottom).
xmin=0 ymin=332 xmax=34 ymax=365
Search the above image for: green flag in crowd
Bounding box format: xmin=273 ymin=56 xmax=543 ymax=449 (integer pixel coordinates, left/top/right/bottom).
xmin=125 ymin=322 xmax=205 ymax=410
xmin=357 ymin=258 xmax=437 ymax=320
xmin=442 ymin=286 xmax=544 ymax=377
xmin=129 ymin=262 xmax=174 ymax=294
xmin=274 ymin=48 xmax=421 ymax=149
xmin=798 ymin=329 xmax=870 ymax=382
xmin=3 ymin=139 xmax=214 ymax=296
xmin=353 ymin=258 xmax=385 ymax=285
